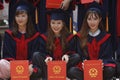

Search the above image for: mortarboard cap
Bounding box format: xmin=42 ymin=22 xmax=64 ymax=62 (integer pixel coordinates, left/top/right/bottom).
xmin=16 ymin=5 xmax=29 ymax=12
xmin=88 ymin=1 xmax=101 ymax=8
xmin=12 ymin=0 xmax=35 ymax=25
xmin=87 ymin=7 xmax=102 ymax=15
xmin=86 ymin=1 xmax=104 ymax=16
xmin=14 ymin=0 xmax=33 ymax=14
xmin=48 ymin=9 xmax=68 ymax=21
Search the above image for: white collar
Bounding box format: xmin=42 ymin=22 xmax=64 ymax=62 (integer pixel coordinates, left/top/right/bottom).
xmin=89 ymin=29 xmax=101 ymax=37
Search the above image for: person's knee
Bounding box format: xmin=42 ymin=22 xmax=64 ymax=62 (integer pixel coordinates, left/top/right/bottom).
xmin=32 ymin=52 xmax=45 ymax=60
xmin=70 ymin=54 xmax=81 ymax=62
xmin=104 ymin=66 xmax=115 ymax=73
xmin=73 ymin=54 xmax=81 ymax=59
xmin=33 ymin=52 xmax=40 ymax=57
xmin=103 ymin=66 xmax=115 ymax=80
xmin=30 ymin=67 xmax=42 ymax=79
xmin=68 ymin=67 xmax=76 ymax=74
xmin=68 ymin=67 xmax=83 ymax=80
xmin=0 ymin=59 xmax=10 ymax=79
xmin=33 ymin=52 xmax=45 ymax=59
xmin=68 ymin=67 xmax=78 ymax=78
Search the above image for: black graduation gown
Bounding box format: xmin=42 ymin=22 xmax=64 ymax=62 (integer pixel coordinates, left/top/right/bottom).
xmin=39 ymin=33 xmax=76 ymax=60
xmin=76 ymin=31 xmax=115 ymax=68
xmin=37 ymin=33 xmax=81 ymax=79
xmin=3 ymin=29 xmax=40 ymax=61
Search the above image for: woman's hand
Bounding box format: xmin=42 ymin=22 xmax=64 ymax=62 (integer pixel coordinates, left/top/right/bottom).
xmin=82 ymin=59 xmax=87 ymax=69
xmin=29 ymin=64 xmax=33 ymax=76
xmin=0 ymin=59 xmax=10 ymax=79
xmin=45 ymin=57 xmax=53 ymax=63
xmin=60 ymin=0 xmax=71 ymax=10
xmin=62 ymin=54 xmax=69 ymax=63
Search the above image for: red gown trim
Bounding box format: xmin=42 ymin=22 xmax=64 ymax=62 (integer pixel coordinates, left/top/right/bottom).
xmin=6 ymin=30 xmax=39 ymax=60
xmin=40 ymin=34 xmax=47 ymax=41
xmin=87 ymin=34 xmax=110 ymax=60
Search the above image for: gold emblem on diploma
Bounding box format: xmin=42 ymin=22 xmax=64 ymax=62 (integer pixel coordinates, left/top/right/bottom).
xmin=53 ymin=66 xmax=61 ymax=74
xmin=16 ymin=65 xmax=24 ymax=74
xmin=89 ymin=68 xmax=98 ymax=77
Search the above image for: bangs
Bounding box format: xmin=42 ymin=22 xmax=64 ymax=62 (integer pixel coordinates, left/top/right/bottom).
xmin=87 ymin=11 xmax=99 ymax=19
xmin=15 ymin=10 xmax=27 ymax=15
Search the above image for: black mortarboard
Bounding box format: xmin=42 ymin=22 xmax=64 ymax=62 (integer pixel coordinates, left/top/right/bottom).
xmin=86 ymin=1 xmax=104 ymax=16
xmin=14 ymin=0 xmax=33 ymax=14
xmin=88 ymin=1 xmax=102 ymax=9
xmin=16 ymin=5 xmax=30 ymax=12
xmin=48 ymin=9 xmax=68 ymax=21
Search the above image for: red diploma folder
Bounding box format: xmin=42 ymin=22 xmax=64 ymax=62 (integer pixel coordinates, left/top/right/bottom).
xmin=81 ymin=0 xmax=94 ymax=4
xmin=84 ymin=60 xmax=103 ymax=80
xmin=10 ymin=60 xmax=29 ymax=80
xmin=47 ymin=61 xmax=66 ymax=80
xmin=46 ymin=0 xmax=63 ymax=9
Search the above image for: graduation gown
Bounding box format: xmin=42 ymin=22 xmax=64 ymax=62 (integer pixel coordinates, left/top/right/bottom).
xmin=37 ymin=33 xmax=81 ymax=79
xmin=39 ymin=33 xmax=76 ymax=60
xmin=76 ymin=31 xmax=115 ymax=67
xmin=3 ymin=29 xmax=40 ymax=61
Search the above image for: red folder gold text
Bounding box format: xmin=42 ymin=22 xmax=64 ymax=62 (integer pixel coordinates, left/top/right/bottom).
xmin=47 ymin=61 xmax=66 ymax=80
xmin=84 ymin=60 xmax=102 ymax=80
xmin=10 ymin=60 xmax=29 ymax=80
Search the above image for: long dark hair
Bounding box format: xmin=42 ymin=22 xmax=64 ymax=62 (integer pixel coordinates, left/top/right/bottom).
xmin=46 ymin=21 xmax=69 ymax=53
xmin=79 ymin=8 xmax=105 ymax=54
xmin=12 ymin=5 xmax=36 ymax=38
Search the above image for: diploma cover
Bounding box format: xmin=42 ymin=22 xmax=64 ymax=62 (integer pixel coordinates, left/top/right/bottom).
xmin=84 ymin=60 xmax=102 ymax=80
xmin=10 ymin=60 xmax=29 ymax=80
xmin=47 ymin=61 xmax=66 ymax=80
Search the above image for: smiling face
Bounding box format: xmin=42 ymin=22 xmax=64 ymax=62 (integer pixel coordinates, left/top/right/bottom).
xmin=50 ymin=20 xmax=63 ymax=36
xmin=15 ymin=12 xmax=28 ymax=27
xmin=87 ymin=13 xmax=101 ymax=33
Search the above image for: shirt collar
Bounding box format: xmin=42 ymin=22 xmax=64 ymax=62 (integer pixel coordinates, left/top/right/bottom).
xmin=89 ymin=29 xmax=101 ymax=37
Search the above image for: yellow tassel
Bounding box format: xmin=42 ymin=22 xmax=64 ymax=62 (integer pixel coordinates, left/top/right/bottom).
xmin=106 ymin=15 xmax=109 ymax=32
xmin=35 ymin=8 xmax=38 ymax=24
xmin=69 ymin=17 xmax=73 ymax=33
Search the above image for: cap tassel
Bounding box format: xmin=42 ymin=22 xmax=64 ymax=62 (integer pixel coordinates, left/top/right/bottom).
xmin=106 ymin=14 xmax=109 ymax=32
xmin=35 ymin=8 xmax=38 ymax=24
xmin=69 ymin=17 xmax=73 ymax=33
